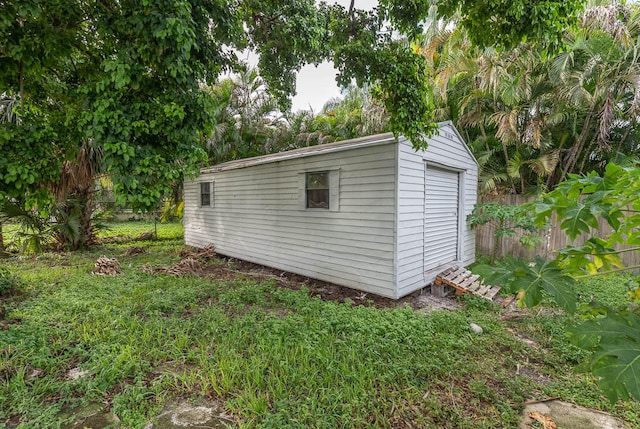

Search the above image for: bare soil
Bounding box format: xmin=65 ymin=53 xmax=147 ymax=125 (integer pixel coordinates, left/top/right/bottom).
xmin=191 ymin=254 xmax=468 ymax=312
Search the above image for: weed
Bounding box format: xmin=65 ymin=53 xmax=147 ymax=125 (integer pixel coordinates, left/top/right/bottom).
xmin=0 ymin=266 xmax=20 ymax=295
xmin=1 ymin=222 xmax=639 ymax=428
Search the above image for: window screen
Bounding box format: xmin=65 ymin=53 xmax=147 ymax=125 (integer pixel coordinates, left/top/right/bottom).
xmin=200 ymin=182 xmax=212 ymax=207
xmin=306 ymin=171 xmax=329 ymax=209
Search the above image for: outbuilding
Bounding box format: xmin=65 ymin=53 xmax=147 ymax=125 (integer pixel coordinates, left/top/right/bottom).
xmin=184 ymin=121 xmax=478 ymax=299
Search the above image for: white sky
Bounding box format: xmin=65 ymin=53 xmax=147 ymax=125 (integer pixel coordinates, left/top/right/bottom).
xmin=290 ymin=0 xmax=378 ymax=112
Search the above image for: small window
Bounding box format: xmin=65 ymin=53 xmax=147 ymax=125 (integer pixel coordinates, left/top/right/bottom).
xmin=306 ymin=171 xmax=329 ymax=209
xmin=200 ymin=182 xmax=212 ymax=207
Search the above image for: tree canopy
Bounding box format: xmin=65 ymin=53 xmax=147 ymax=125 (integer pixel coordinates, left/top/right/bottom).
xmin=0 ymin=0 xmax=586 ymax=211
xmin=422 ymin=2 xmax=640 ymax=195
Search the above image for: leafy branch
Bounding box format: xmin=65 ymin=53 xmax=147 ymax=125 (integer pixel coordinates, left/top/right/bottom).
xmin=474 ymin=163 xmax=640 ymax=402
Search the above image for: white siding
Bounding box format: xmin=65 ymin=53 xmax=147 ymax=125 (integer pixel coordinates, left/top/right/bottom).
xmin=395 ymin=139 xmax=427 ymax=297
xmin=184 ymin=142 xmax=398 ymax=298
xmin=185 ymin=122 xmax=477 ymax=300
xmin=396 ymin=122 xmax=478 ymax=297
xmin=424 ymin=166 xmax=459 ymax=270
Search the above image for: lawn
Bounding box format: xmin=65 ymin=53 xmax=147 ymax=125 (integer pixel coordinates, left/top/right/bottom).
xmin=0 ymin=221 xmax=638 ymax=428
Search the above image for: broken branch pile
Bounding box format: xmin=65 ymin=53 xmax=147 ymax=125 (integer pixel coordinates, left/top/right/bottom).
xmin=155 ymin=257 xmax=203 ymax=276
xmin=179 ymin=245 xmax=216 ymax=259
xmin=92 ymin=256 xmax=122 ymax=275
xmin=124 ymin=246 xmax=146 ymax=256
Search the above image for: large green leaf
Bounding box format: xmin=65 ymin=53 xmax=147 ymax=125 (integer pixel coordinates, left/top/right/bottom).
xmin=561 ymin=202 xmax=599 ymax=240
xmin=473 ymin=256 xmax=577 ymax=312
xmin=557 ymin=237 xmax=624 ymax=275
xmin=570 ymin=312 xmax=640 ymax=402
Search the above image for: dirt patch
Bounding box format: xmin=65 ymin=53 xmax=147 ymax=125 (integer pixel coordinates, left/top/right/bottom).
xmin=144 ymin=399 xmax=235 ymax=429
xmin=182 ymin=254 xmax=468 ymax=312
xmin=517 ymin=366 xmax=554 ymax=387
xmin=414 ymin=293 xmax=464 ymax=312
xmin=520 ymin=400 xmax=627 ymax=429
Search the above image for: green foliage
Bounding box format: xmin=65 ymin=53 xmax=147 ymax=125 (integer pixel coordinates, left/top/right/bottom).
xmin=0 ymin=266 xmax=20 ymax=295
xmin=468 ymin=202 xmax=542 ymax=260
xmin=570 ymin=312 xmax=640 ymax=403
xmin=530 ymin=163 xmax=639 ymax=279
xmin=159 ymin=200 xmax=184 ymax=223
xmin=474 ymin=256 xmax=577 ymax=312
xmin=1 ymin=0 xmax=595 ymax=219
xmin=477 ymin=163 xmax=640 ymax=402
xmin=422 ymin=2 xmax=640 ymax=195
xmin=0 ymin=196 xmax=105 ymax=253
xmin=6 ymin=222 xmax=637 ymax=427
xmin=0 ymin=199 xmax=53 ymax=254
xmin=436 ymin=0 xmax=583 ymax=49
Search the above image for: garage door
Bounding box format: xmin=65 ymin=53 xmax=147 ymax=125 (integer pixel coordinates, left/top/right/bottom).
xmin=424 ymin=165 xmax=459 ymax=272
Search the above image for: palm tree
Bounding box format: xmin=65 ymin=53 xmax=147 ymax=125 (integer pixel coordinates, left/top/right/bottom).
xmin=49 ymin=141 xmax=104 ymax=250
xmin=550 ymin=4 xmax=640 ymax=184
xmin=420 ymin=1 xmax=640 ymax=194
xmin=206 ymin=67 xmax=285 ymax=164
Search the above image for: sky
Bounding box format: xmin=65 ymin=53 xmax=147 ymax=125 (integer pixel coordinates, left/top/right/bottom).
xmin=290 ymin=0 xmax=378 ymax=112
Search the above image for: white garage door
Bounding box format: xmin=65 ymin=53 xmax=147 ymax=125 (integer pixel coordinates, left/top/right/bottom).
xmin=424 ymin=165 xmax=459 ymax=272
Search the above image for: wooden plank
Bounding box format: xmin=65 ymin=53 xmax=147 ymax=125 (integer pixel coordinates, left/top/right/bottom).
xmin=476 ymin=284 xmax=492 ymax=297
xmin=458 ymin=274 xmax=479 ymax=289
xmin=452 ymin=272 xmax=471 ymax=284
xmin=451 ymin=270 xmax=471 ymax=284
xmin=440 ymin=267 xmax=456 ymax=277
xmin=443 ymin=267 xmax=466 ymax=281
xmin=465 ymin=281 xmax=483 ymax=293
xmin=485 ymin=286 xmax=502 ymax=300
xmin=434 ymin=266 xmax=501 ymax=301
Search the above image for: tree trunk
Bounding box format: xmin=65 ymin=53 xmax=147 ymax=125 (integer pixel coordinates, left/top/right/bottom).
xmin=558 ymin=107 xmax=595 ymax=184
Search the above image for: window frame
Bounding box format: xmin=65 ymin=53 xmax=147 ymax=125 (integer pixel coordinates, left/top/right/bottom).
xmin=298 ymin=169 xmax=340 ymax=212
xmin=305 ymin=171 xmax=331 ymax=209
xmin=200 ymin=181 xmax=213 ymax=207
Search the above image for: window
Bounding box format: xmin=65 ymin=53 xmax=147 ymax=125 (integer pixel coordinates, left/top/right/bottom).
xmin=306 ymin=171 xmax=330 ymax=209
xmin=298 ymin=169 xmax=339 ymax=211
xmin=200 ymin=182 xmax=213 ymax=207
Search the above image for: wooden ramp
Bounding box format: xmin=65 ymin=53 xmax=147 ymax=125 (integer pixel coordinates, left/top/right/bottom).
xmin=433 ymin=267 xmax=501 ymax=301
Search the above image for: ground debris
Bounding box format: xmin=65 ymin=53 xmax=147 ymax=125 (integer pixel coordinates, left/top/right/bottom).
xmin=528 ymin=411 xmax=557 ymax=429
xmin=520 ymin=400 xmax=626 ymax=429
xmin=134 ymin=231 xmax=156 ymax=241
xmin=92 ymin=256 xmax=122 ymax=275
xmin=65 ymin=367 xmax=89 ymax=381
xmin=180 ymin=244 xmax=216 ymax=259
xmin=156 ymin=257 xmax=203 ymax=276
xmin=124 ymin=246 xmax=146 ymax=256
xmin=470 ymin=323 xmax=483 ymax=334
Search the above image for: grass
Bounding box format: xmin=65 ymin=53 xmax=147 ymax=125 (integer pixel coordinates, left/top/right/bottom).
xmin=1 ymin=221 xmax=639 ymax=428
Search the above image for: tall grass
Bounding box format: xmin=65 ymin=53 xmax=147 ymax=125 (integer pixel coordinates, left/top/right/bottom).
xmin=1 ymin=222 xmax=638 ymax=428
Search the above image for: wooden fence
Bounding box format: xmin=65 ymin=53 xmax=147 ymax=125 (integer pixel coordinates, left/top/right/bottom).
xmin=474 ymin=195 xmax=640 ymax=269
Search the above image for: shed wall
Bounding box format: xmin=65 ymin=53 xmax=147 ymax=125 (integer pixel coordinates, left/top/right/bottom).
xmin=184 ymin=142 xmax=398 ymax=298
xmin=396 ymin=125 xmax=478 ymax=297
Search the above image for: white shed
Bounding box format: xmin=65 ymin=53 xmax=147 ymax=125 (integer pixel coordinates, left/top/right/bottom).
xmin=184 ymin=121 xmax=478 ymax=299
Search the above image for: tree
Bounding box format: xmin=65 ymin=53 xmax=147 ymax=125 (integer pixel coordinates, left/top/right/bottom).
xmin=0 ymin=0 xmax=586 ymax=206
xmin=475 ymin=163 xmax=640 ymax=402
xmin=205 ymin=67 xmax=285 ymax=165
xmin=276 ymin=85 xmax=389 ymax=149
xmin=421 ymin=2 xmax=640 ymax=195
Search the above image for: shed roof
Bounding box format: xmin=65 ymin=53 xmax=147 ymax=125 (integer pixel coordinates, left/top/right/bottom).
xmin=202 ymin=132 xmax=397 ymax=173
xmin=201 ymin=120 xmax=476 ymax=173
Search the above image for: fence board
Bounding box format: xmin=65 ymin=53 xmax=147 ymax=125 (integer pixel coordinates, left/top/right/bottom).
xmin=475 ymin=196 xmax=640 ymax=269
